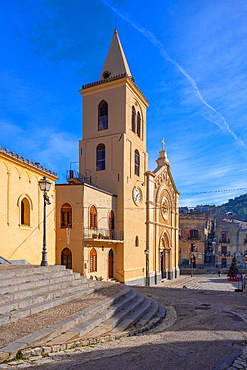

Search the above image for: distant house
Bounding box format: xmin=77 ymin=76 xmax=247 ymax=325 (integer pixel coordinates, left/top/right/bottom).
xmin=215 ymin=218 xmax=247 ymax=268
xmin=179 ymin=213 xmax=210 ymax=268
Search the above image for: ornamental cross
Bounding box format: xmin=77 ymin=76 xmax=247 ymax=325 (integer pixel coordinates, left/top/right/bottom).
xmin=161 ymin=138 xmax=165 ymax=150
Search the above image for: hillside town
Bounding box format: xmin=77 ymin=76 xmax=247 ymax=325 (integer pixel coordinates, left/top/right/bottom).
xmin=179 ymin=200 xmax=247 ymax=272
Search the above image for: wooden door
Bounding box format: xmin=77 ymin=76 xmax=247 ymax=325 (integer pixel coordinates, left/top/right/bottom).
xmin=108 ymin=249 xmax=114 ymax=279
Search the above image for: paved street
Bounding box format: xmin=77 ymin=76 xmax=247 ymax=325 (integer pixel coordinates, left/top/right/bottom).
xmin=1 ymin=274 xmax=247 ymax=370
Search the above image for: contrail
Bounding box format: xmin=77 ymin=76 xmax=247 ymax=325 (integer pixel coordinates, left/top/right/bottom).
xmin=101 ymin=0 xmax=246 ymax=149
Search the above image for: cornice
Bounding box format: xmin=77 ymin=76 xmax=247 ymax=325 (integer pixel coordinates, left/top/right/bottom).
xmin=79 ymin=73 xmax=148 ymax=106
xmin=0 ymin=146 xmax=58 ymax=179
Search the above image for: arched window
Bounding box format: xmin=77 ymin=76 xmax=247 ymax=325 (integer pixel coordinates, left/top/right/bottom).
xmin=135 ymin=236 xmax=139 ymax=247
xmin=137 ymin=112 xmax=141 ymax=138
xmin=96 ymin=144 xmax=105 ymax=171
xmin=90 ymin=205 xmax=97 ymax=229
xmin=61 ymin=203 xmax=72 ymax=228
xmin=134 ymin=149 xmax=140 ymax=176
xmin=109 ymin=210 xmax=115 ymax=230
xmin=90 ymin=247 xmax=97 ymax=272
xmin=21 ymin=197 xmax=30 ymax=225
xmin=131 ymin=106 xmax=136 ymax=132
xmin=61 ymin=247 xmax=72 ymax=269
xmin=98 ymin=100 xmax=108 ymax=130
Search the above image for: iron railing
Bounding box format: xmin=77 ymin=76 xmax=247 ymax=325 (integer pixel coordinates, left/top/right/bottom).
xmin=66 ymin=170 xmax=99 ymax=188
xmin=83 ymin=227 xmax=124 ymax=241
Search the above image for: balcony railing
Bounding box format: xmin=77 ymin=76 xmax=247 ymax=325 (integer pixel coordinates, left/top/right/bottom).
xmin=83 ymin=227 xmax=124 ymax=242
xmin=66 ymin=170 xmax=99 ymax=188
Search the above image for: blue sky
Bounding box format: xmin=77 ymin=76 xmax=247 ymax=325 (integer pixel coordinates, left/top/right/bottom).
xmin=1 ymin=0 xmax=247 ymax=207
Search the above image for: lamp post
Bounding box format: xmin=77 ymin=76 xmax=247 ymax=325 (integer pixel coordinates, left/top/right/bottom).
xmin=191 ymin=254 xmax=195 ymax=277
xmin=144 ymin=248 xmax=149 ymax=286
xmin=38 ymin=176 xmax=51 ymax=266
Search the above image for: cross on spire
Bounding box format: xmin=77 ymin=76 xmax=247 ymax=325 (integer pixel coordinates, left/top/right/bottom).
xmin=161 ymin=138 xmax=165 ymax=151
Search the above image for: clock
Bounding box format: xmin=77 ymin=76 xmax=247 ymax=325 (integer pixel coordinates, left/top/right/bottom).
xmin=133 ymin=186 xmax=142 ymax=205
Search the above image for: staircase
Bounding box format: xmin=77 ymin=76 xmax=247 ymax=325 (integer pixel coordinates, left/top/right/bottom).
xmin=160 ymin=275 xmax=200 ymax=289
xmin=0 ymin=265 xmax=166 ymax=363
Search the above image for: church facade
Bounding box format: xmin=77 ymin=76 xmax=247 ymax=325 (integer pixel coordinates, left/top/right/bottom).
xmin=56 ymin=30 xmax=180 ymax=285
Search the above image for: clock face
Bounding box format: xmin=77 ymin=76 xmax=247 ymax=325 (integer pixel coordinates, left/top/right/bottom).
xmin=133 ymin=187 xmax=142 ymax=205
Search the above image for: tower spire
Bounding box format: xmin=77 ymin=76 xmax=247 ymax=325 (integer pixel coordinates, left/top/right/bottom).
xmin=100 ymin=30 xmax=132 ymax=80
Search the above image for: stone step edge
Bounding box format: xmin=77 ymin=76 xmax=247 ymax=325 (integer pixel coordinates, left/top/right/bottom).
xmin=0 ymin=281 xmax=90 ymax=315
xmin=0 ymin=274 xmax=85 ymax=296
xmin=0 ymin=285 xmax=130 ymax=363
xmin=0 ymin=286 xmax=97 ymax=327
xmin=0 ymin=302 xmax=167 ymax=365
xmin=0 ymin=279 xmax=88 ymax=305
xmin=67 ymin=289 xmax=141 ymax=340
xmin=109 ymin=296 xmax=150 ymax=333
xmin=66 ymin=290 xmax=143 ymax=338
xmin=45 ymin=285 xmax=135 ymax=342
xmin=0 ymin=270 xmax=81 ymax=289
xmin=0 ymin=265 xmax=67 ymax=279
xmin=130 ymin=299 xmax=159 ymax=328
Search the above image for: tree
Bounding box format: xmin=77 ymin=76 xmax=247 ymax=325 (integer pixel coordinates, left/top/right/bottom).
xmin=227 ymin=255 xmax=238 ymax=278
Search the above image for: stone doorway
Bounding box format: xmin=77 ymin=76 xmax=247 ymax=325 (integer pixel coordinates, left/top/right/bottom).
xmin=61 ymin=247 xmax=72 ymax=269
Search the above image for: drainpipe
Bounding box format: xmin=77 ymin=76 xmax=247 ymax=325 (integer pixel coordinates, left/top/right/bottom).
xmin=145 ymin=173 xmax=149 ymax=287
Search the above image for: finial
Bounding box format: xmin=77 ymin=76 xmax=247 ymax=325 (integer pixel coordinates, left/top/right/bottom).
xmin=114 ymin=29 xmax=118 ymax=35
xmin=161 ymin=138 xmax=165 ymax=151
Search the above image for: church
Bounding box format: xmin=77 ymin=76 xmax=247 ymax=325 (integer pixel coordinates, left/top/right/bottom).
xmin=56 ymin=30 xmax=180 ymax=286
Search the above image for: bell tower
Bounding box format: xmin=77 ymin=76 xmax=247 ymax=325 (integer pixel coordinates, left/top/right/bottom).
xmin=79 ymin=30 xmax=149 ymax=284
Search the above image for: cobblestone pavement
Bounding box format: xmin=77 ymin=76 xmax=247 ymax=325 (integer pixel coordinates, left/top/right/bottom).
xmin=1 ymin=274 xmax=246 ymax=370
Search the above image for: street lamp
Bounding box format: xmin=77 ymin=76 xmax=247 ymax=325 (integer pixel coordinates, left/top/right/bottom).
xmin=191 ymin=254 xmax=195 ymax=277
xmin=38 ymin=176 xmax=51 ymax=266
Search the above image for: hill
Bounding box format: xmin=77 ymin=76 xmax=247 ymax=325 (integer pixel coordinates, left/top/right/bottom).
xmin=222 ymin=193 xmax=247 ymax=215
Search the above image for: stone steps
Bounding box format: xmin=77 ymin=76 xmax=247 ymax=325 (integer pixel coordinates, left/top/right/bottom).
xmin=0 ymin=265 xmax=94 ymax=326
xmin=0 ymin=266 xmax=165 ymax=364
xmin=161 ymin=276 xmax=199 ymax=289
xmin=47 ymin=288 xmax=165 ymax=343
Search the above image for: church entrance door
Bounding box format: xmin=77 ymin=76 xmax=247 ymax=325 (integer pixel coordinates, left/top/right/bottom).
xmin=160 ymin=251 xmax=166 ymax=279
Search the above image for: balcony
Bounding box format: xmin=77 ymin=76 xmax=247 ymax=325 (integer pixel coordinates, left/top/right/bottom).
xmin=83 ymin=227 xmax=124 ymax=242
xmin=66 ymin=170 xmax=99 ymax=188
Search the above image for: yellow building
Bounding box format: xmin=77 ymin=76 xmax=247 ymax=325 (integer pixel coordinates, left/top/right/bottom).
xmin=179 ymin=213 xmax=208 ymax=268
xmin=56 ymin=30 xmax=180 ymax=285
xmin=0 ymin=146 xmax=57 ymax=265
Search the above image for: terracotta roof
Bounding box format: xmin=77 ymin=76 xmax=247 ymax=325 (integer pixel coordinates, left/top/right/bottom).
xmin=0 ymin=146 xmax=58 ymax=178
